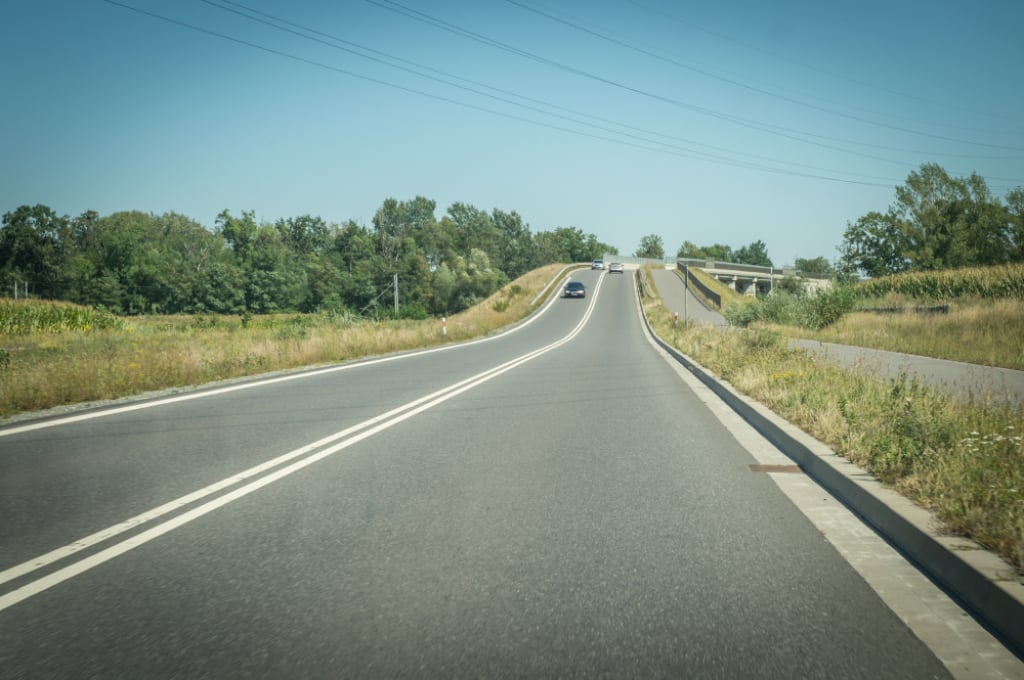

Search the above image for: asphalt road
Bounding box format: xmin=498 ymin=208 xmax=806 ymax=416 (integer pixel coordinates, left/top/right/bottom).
xmin=0 ymin=269 xmax=963 ymax=678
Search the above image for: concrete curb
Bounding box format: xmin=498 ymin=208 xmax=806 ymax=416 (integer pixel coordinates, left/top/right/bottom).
xmin=639 ymin=297 xmax=1024 ymax=660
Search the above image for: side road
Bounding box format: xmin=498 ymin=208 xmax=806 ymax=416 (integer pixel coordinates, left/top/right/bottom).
xmin=650 ymin=267 xmax=1024 ymax=403
xmin=648 ymin=266 xmax=1024 ymax=661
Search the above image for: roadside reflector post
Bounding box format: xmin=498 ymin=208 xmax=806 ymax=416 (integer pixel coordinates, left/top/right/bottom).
xmin=673 ymin=311 xmax=679 ymax=324
xmin=442 ymin=316 xmax=447 ymax=336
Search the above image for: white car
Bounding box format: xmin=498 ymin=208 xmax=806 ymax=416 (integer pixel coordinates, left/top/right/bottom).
xmin=608 ymin=262 xmax=624 ymax=273
xmin=591 ymin=260 xmax=605 ymax=270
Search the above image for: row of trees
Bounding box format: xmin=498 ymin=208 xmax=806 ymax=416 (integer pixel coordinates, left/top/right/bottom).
xmin=0 ymin=198 xmax=616 ymax=316
xmin=631 ymin=234 xmax=800 ymax=273
xmin=676 ymin=239 xmax=776 ymax=268
xmin=839 ymin=164 xmax=1024 ymax=278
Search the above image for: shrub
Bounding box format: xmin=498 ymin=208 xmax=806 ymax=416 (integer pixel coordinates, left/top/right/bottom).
xmin=805 ymin=285 xmax=857 ymax=329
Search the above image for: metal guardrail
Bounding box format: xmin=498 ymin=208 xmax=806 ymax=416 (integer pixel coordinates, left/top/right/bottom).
xmin=678 ymin=264 xmax=721 ymax=309
xmin=635 ymin=268 xmax=653 ymax=299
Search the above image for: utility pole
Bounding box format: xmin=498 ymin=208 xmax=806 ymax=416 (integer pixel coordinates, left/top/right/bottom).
xmin=393 ymin=273 xmax=399 ymax=317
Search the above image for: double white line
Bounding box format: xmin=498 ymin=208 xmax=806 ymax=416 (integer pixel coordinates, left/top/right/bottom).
xmin=0 ymin=273 xmax=606 ymax=612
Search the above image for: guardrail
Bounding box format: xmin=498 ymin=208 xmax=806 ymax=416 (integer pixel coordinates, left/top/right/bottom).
xmin=635 ymin=268 xmax=653 ymax=299
xmin=677 ymin=263 xmax=721 ymax=309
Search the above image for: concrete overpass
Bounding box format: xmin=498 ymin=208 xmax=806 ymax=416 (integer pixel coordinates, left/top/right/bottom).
xmin=675 ymin=258 xmax=830 ymax=297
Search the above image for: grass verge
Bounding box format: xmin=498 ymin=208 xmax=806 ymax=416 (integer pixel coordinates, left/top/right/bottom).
xmin=642 ymin=268 xmax=1024 ymax=573
xmin=0 ymin=264 xmax=568 ymax=419
xmin=760 ymin=299 xmax=1024 ymax=370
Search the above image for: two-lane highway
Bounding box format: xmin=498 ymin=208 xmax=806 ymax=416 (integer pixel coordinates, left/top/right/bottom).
xmin=0 ymin=268 xmax=981 ymax=677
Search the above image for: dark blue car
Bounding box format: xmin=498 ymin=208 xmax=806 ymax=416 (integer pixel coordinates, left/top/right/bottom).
xmin=563 ymin=281 xmax=586 ymax=298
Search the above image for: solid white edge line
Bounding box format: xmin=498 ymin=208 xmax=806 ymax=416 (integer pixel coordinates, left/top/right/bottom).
xmin=0 ymin=273 xmax=604 ymax=611
xmin=0 ymin=270 xmax=575 ymax=439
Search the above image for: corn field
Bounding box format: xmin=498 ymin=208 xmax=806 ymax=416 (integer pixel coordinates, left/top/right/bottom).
xmin=0 ymin=299 xmax=124 ymax=334
xmin=856 ymin=263 xmax=1024 ymax=301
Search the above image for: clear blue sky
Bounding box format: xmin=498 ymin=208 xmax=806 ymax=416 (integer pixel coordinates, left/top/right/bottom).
xmin=3 ymin=0 xmax=1022 ymax=266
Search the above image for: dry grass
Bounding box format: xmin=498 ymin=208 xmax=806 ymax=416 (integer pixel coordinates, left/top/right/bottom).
xmin=643 ymin=268 xmax=1024 ymax=573
xmin=0 ymin=264 xmax=567 ymax=419
xmin=764 ymin=298 xmax=1024 ymax=369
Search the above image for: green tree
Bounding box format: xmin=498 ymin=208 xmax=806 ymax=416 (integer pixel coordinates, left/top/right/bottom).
xmin=794 ymin=256 xmax=834 ymax=277
xmin=1007 ymin=187 xmax=1024 ymax=261
xmin=733 ymin=240 xmax=772 ymax=267
xmin=151 ymin=212 xmax=243 ymax=313
xmin=447 ymin=202 xmax=497 ymax=262
xmin=677 ymin=241 xmax=733 ymax=261
xmin=838 ymin=210 xmax=910 ymax=278
xmin=246 ymin=224 xmax=307 ymax=313
xmin=275 ymin=214 xmax=331 ymax=255
xmin=533 ymin=230 xmax=564 ymax=264
xmin=216 ymin=209 xmax=259 ymax=262
xmin=894 ymin=164 xmax=1010 ymax=269
xmin=634 ymin=234 xmax=665 ymax=259
xmin=0 ymin=204 xmax=72 ymax=299
xmin=492 ymin=208 xmax=537 ymax=278
xmin=677 ymin=240 xmax=702 ymax=258
xmin=432 ymin=248 xmax=506 ymax=313
xmin=374 ymin=197 xmax=438 ymax=271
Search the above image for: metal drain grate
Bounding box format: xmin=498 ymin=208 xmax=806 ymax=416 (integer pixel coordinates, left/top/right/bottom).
xmin=749 ymin=464 xmax=804 ymax=474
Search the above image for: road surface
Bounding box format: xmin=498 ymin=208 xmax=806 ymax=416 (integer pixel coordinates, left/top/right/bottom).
xmin=1 ymin=268 xmax=1018 ymax=678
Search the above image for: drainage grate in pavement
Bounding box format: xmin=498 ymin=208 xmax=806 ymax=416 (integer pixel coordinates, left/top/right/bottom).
xmin=749 ymin=464 xmax=804 ymax=474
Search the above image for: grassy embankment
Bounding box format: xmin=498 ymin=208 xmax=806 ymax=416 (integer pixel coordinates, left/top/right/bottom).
xmin=0 ymin=264 xmax=569 ymax=419
xmin=642 ymin=264 xmax=1023 ymax=573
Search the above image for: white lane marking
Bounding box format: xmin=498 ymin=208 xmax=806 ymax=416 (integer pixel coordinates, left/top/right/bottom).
xmin=633 ymin=282 xmax=1024 ymax=679
xmin=0 ymin=274 xmax=605 ymax=611
xmin=0 ymin=272 xmax=575 ymax=439
xmin=0 ymin=352 xmax=541 ymax=586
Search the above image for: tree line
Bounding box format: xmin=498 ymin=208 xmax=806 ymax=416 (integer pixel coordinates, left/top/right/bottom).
xmin=0 ymin=197 xmax=616 ymax=317
xmin=668 ymin=164 xmax=1024 ymax=282
xmin=838 ymin=164 xmax=1024 ymax=278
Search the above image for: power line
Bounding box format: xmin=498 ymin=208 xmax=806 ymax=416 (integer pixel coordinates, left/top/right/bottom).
xmin=101 ymin=1 xmax=1021 ymax=190
xmin=625 ymin=0 xmax=1024 ymax=127
xmin=505 ymin=0 xmax=1019 ymax=149
xmin=100 ymin=0 xmax=902 ymax=187
xmin=198 ymin=0 xmax=909 ymax=183
xmin=365 ymin=0 xmax=1024 ymax=155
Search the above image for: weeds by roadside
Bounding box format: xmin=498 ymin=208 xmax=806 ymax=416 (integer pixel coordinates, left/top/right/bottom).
xmin=0 ymin=265 xmax=565 ymax=419
xmin=644 ymin=269 xmax=1024 ymax=573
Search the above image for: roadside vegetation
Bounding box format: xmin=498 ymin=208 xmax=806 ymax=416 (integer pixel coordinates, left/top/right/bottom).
xmin=641 ymin=267 xmax=1024 ymax=574
xmin=0 ymin=265 xmax=568 ymax=419
xmin=721 ymin=264 xmax=1024 ymax=369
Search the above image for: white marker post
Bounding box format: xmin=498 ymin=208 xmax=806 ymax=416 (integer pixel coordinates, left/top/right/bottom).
xmin=442 ymin=317 xmax=447 ymax=337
